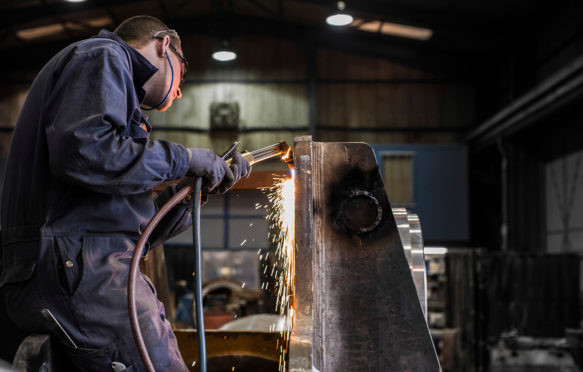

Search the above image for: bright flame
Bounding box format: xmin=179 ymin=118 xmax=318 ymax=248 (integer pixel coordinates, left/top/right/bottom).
xmin=263 ymin=175 xmax=295 ymax=372
xmin=281 ymin=147 xmax=293 ymax=163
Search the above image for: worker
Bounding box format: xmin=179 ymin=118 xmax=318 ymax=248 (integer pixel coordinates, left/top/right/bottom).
xmin=0 ymin=15 xmax=250 ymax=371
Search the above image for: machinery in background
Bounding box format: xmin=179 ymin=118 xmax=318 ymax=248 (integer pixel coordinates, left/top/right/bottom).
xmin=173 ymin=278 xmax=265 ymax=330
xmin=489 ymin=330 xmax=580 ymax=371
xmin=433 ymin=250 xmax=581 ymax=372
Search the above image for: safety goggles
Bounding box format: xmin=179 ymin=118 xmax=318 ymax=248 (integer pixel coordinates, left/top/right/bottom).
xmin=153 ymin=30 xmax=189 ymax=85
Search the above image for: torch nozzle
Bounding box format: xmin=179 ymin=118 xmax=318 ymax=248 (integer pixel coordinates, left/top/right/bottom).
xmin=226 ymin=141 xmax=294 ymax=166
xmin=250 ymin=141 xmax=293 ymax=164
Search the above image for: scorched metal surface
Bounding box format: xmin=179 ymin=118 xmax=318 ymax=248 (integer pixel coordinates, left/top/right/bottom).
xmin=290 ymin=136 xmax=440 ymax=372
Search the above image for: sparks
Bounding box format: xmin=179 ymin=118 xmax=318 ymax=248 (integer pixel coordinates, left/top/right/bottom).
xmin=262 ymin=175 xmax=295 ymax=372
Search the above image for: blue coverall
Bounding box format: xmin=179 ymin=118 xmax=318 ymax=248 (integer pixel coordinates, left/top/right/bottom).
xmin=0 ymin=30 xmax=192 ymax=371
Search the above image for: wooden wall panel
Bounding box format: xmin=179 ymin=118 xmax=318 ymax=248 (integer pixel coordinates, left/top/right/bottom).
xmin=317 ymin=131 xmax=460 ymax=144
xmin=316 ymin=82 xmax=474 ymax=129
xmin=0 ymin=34 xmax=475 ymax=163
xmin=182 ymin=35 xmax=306 ymax=80
xmin=149 ymin=83 xmax=309 ymax=130
xmin=314 ymin=48 xmax=475 ymax=143
xmin=317 ymin=49 xmax=436 ymax=80
xmin=147 ymin=34 xmax=310 ymax=153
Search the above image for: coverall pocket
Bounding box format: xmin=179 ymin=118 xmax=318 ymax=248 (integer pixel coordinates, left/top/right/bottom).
xmin=61 ymin=338 xmax=136 ymax=372
xmin=54 ymin=236 xmax=84 ymax=296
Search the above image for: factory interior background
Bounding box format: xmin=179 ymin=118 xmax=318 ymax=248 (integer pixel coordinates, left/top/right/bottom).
xmin=0 ymin=0 xmax=582 ymax=371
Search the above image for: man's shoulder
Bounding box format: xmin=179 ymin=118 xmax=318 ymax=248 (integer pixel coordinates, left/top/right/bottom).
xmin=71 ymin=37 xmax=130 ymax=62
xmin=38 ymin=37 xmax=129 ymax=82
xmin=38 ymin=37 xmax=133 ymax=91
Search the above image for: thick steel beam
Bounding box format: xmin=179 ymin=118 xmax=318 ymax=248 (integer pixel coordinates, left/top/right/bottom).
xmin=467 ymin=52 xmax=583 ymax=150
xmin=289 ymin=136 xmax=315 ymax=371
xmin=290 ymin=136 xmax=439 ymax=371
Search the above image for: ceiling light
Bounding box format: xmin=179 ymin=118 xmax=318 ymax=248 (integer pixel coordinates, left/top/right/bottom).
xmin=65 ymin=0 xmax=87 ymax=2
xmin=326 ymin=1 xmax=353 ymax=27
xmin=212 ymin=40 xmax=237 ymax=62
xmin=213 ymin=50 xmax=236 ymax=62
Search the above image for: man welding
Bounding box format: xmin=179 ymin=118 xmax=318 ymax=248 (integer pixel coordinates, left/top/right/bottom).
xmin=0 ymin=15 xmax=250 ymax=371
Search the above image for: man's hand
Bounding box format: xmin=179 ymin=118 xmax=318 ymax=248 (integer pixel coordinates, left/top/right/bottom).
xmin=215 ymin=150 xmax=251 ymax=193
xmin=186 ymin=148 xmax=232 ymax=193
xmin=229 ymin=151 xmax=251 ymax=177
xmin=186 ymin=149 xmax=251 ymax=193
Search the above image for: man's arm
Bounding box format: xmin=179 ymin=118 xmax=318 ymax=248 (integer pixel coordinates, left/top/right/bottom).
xmin=45 ymin=45 xmax=189 ymax=195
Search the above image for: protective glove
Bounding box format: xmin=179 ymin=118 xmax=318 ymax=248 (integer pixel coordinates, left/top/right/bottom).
xmin=187 ymin=148 xmax=233 ymax=193
xmin=149 ymin=180 xmax=195 ymax=247
xmin=216 ymin=151 xmax=251 ymax=193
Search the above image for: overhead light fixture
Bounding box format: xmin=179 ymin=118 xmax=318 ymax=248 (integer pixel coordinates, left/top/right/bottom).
xmin=326 ymin=1 xmax=353 ymax=27
xmin=65 ymin=0 xmax=87 ymax=2
xmin=212 ymin=40 xmax=237 ymax=62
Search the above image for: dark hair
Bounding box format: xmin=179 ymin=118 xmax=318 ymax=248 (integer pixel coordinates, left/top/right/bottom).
xmin=114 ymin=15 xmax=182 ymax=50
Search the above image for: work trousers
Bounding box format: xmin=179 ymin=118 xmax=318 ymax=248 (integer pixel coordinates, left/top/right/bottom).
xmin=1 ymin=235 xmax=187 ymax=371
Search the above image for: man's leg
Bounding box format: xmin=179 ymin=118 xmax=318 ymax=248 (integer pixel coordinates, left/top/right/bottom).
xmin=5 ymin=235 xmax=187 ymax=372
xmin=68 ymin=236 xmax=187 ymax=371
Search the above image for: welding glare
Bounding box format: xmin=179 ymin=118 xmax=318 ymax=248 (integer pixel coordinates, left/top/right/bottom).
xmin=263 ymin=174 xmax=295 ymax=372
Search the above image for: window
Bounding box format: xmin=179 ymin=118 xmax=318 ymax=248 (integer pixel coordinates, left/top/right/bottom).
xmin=381 ymin=152 xmax=415 ymax=207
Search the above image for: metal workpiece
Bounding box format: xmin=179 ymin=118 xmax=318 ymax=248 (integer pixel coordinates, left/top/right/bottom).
xmin=290 ymin=137 xmax=440 ymax=372
xmin=289 ymin=136 xmax=315 ymax=372
xmin=408 ymin=213 xmax=428 ymax=318
xmin=393 ymin=208 xmax=412 ymax=266
xmin=393 ymin=209 xmax=428 ymax=317
xmin=334 ymin=189 xmax=383 ymax=234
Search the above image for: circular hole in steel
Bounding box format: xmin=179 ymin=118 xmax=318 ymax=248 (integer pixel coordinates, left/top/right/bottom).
xmin=338 ymin=190 xmax=382 ymax=234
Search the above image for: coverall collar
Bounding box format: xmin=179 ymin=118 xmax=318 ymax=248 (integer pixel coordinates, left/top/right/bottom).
xmin=94 ymin=29 xmax=158 ymax=102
